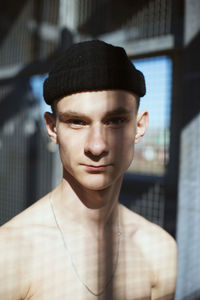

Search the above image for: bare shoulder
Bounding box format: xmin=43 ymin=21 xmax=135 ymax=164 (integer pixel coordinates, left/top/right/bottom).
xmin=120 ymin=204 xmax=177 ymax=298
xmin=0 ymin=193 xmax=53 ymax=299
xmin=120 ymin=204 xmax=177 ymax=253
xmin=0 ymin=192 xmax=54 ymax=262
xmin=1 ymin=193 xmax=52 ymax=230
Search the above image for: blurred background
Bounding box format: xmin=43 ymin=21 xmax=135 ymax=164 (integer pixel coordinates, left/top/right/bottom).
xmin=0 ymin=0 xmax=199 ymax=299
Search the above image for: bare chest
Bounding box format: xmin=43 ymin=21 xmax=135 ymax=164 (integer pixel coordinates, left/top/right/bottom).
xmin=25 ymin=234 xmax=152 ymax=300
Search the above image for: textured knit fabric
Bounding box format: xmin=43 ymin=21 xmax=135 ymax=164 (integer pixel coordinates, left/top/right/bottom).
xmin=43 ymin=40 xmax=146 ymax=105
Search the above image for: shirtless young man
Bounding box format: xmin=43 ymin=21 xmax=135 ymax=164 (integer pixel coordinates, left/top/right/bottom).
xmin=0 ymin=40 xmax=177 ymax=300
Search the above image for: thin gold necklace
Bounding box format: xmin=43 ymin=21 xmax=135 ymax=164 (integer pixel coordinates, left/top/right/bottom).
xmin=49 ymin=193 xmax=121 ymax=296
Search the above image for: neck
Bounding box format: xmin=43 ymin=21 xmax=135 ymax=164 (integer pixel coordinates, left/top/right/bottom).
xmin=52 ymin=175 xmax=123 ymax=234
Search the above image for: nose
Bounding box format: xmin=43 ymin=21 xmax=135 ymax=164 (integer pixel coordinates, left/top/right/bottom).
xmin=84 ymin=124 xmax=108 ymax=157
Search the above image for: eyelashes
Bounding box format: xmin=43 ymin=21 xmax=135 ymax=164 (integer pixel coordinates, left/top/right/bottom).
xmin=64 ymin=117 xmax=129 ymax=129
xmin=104 ymin=117 xmax=128 ymax=126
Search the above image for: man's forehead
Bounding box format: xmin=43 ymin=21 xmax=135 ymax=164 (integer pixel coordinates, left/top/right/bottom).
xmin=57 ymin=90 xmax=137 ymax=112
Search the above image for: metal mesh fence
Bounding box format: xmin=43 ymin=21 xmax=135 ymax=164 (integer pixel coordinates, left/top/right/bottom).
xmin=175 ymin=113 xmax=200 ymax=300
xmin=77 ymin=0 xmax=173 ymax=38
xmin=0 ymin=79 xmax=56 ymax=225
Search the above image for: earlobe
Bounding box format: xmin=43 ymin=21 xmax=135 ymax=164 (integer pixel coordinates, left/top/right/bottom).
xmin=44 ymin=112 xmax=58 ymax=144
xmin=135 ymin=110 xmax=149 ymax=144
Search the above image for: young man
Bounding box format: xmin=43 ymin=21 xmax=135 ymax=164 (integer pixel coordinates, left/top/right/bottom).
xmin=0 ymin=40 xmax=177 ymax=299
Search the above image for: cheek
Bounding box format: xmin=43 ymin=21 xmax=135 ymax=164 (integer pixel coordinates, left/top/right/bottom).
xmin=57 ymin=132 xmax=73 ymax=162
xmin=57 ymin=126 xmax=80 ymax=149
xmin=57 ymin=129 xmax=85 ymax=167
xmin=120 ymin=138 xmax=135 ymax=159
xmin=115 ymin=129 xmax=136 ymax=167
xmin=115 ymin=126 xmax=136 ymax=151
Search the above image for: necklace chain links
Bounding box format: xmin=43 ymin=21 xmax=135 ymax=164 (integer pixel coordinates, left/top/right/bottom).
xmin=49 ymin=193 xmax=121 ymax=297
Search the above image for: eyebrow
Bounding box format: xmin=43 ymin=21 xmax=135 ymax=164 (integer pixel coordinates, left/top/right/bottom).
xmin=58 ymin=107 xmax=131 ymax=120
xmin=104 ymin=107 xmax=132 ymax=117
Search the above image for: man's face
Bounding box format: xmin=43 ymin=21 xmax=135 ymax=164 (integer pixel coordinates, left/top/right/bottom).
xmin=45 ymin=90 xmax=147 ymax=191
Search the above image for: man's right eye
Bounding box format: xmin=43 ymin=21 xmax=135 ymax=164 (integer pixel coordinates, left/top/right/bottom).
xmin=67 ymin=119 xmax=87 ymax=128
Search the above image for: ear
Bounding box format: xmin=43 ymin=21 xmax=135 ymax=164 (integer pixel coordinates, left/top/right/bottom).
xmin=135 ymin=110 xmax=149 ymax=144
xmin=44 ymin=112 xmax=58 ymax=144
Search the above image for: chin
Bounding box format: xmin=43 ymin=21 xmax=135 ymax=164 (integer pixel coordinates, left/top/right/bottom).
xmin=74 ymin=173 xmax=113 ymax=190
xmin=81 ymin=180 xmax=112 ymax=191
xmin=80 ymin=173 xmax=123 ymax=192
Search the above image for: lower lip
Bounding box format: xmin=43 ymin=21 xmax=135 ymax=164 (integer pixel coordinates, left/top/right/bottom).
xmin=83 ymin=165 xmax=110 ymax=172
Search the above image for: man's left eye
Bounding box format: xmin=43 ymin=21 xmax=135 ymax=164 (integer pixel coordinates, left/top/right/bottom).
xmin=106 ymin=118 xmax=126 ymax=126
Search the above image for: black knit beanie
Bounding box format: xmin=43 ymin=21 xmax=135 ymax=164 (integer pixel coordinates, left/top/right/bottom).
xmin=43 ymin=40 xmax=146 ymax=105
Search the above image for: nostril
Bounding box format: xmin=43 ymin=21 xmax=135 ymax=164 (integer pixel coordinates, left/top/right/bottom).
xmin=85 ymin=143 xmax=108 ymax=157
xmin=84 ymin=150 xmax=108 ymax=162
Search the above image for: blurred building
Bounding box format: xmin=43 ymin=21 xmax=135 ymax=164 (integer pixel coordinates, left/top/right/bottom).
xmin=0 ymin=1 xmax=200 ymax=298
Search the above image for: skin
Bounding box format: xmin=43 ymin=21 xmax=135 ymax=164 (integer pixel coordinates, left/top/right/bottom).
xmin=0 ymin=90 xmax=177 ymax=299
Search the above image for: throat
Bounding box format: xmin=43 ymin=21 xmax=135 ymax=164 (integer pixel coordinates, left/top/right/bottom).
xmin=56 ymin=177 xmax=122 ymax=229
